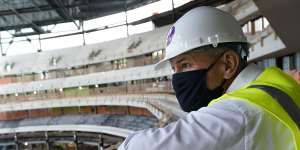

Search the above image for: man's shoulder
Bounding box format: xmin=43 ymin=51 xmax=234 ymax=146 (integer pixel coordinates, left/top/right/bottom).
xmin=205 ymin=98 xmax=264 ymax=121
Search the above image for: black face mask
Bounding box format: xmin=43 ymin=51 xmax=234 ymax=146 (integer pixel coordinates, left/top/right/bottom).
xmin=172 ymin=55 xmax=226 ymax=112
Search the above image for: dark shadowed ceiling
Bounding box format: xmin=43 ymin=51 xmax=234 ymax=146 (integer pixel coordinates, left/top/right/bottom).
xmin=0 ymin=0 xmax=232 ymax=34
xmin=0 ymin=0 xmax=162 ymax=32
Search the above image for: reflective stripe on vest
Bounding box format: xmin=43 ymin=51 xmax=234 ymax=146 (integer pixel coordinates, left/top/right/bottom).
xmin=248 ymin=85 xmax=300 ymax=129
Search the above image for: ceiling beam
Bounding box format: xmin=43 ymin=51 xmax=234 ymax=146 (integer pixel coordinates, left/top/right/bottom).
xmin=46 ymin=0 xmax=80 ymax=29
xmin=0 ymin=1 xmax=45 ymax=33
xmin=0 ymin=4 xmax=83 ymax=16
xmin=31 ymin=0 xmax=44 ymax=13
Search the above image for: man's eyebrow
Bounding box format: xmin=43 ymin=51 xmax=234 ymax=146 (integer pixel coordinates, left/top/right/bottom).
xmin=175 ymin=58 xmax=186 ymax=64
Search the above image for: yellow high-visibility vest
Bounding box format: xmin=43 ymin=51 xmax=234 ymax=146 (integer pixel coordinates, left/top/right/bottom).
xmin=209 ymin=67 xmax=300 ymax=149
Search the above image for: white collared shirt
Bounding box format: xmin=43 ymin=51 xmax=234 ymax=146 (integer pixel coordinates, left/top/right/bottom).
xmin=118 ymin=64 xmax=294 ymax=150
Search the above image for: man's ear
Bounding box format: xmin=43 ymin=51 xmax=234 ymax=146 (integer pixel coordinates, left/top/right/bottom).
xmin=222 ymin=50 xmax=240 ymax=79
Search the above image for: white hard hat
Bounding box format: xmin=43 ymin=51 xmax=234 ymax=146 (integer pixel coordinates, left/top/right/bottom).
xmin=155 ymin=6 xmax=247 ymax=69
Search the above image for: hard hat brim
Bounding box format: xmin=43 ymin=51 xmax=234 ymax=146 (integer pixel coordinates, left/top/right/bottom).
xmin=154 ymin=57 xmax=169 ymax=71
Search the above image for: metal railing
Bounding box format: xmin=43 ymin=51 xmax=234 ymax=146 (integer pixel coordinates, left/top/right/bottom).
xmin=0 ymin=81 xmax=173 ymax=104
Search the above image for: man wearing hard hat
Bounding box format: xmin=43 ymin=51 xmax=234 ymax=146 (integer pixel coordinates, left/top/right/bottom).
xmin=119 ymin=6 xmax=300 ymax=150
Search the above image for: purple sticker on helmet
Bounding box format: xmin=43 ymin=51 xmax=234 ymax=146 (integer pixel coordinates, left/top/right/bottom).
xmin=167 ymin=26 xmax=175 ymax=46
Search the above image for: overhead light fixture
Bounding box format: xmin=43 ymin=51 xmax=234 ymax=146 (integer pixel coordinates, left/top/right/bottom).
xmin=5 ymin=63 xmax=12 ymax=72
xmin=50 ymin=56 xmax=62 ymax=66
xmin=26 ymin=38 xmax=31 ymax=43
xmin=40 ymin=71 xmax=47 ymax=80
xmin=4 ymin=62 xmax=15 ymax=72
xmin=9 ymin=39 xmax=13 ymax=45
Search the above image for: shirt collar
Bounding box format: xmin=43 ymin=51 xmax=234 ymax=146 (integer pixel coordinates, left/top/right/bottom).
xmin=226 ymin=64 xmax=264 ymax=93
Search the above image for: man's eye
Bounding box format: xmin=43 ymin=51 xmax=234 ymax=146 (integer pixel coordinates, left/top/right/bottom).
xmin=181 ymin=63 xmax=191 ymax=69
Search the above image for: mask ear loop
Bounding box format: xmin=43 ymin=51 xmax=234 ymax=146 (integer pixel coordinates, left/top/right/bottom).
xmin=218 ymin=76 xmax=227 ymax=93
xmin=207 ymin=51 xmax=226 ymax=70
xmin=206 ymin=51 xmax=227 ymax=93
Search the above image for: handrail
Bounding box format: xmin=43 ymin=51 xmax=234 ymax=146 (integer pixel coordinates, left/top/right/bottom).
xmin=0 ymin=125 xmax=134 ymax=138
xmin=0 ymin=93 xmax=183 ymax=119
xmin=0 ymin=64 xmax=173 ymax=95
